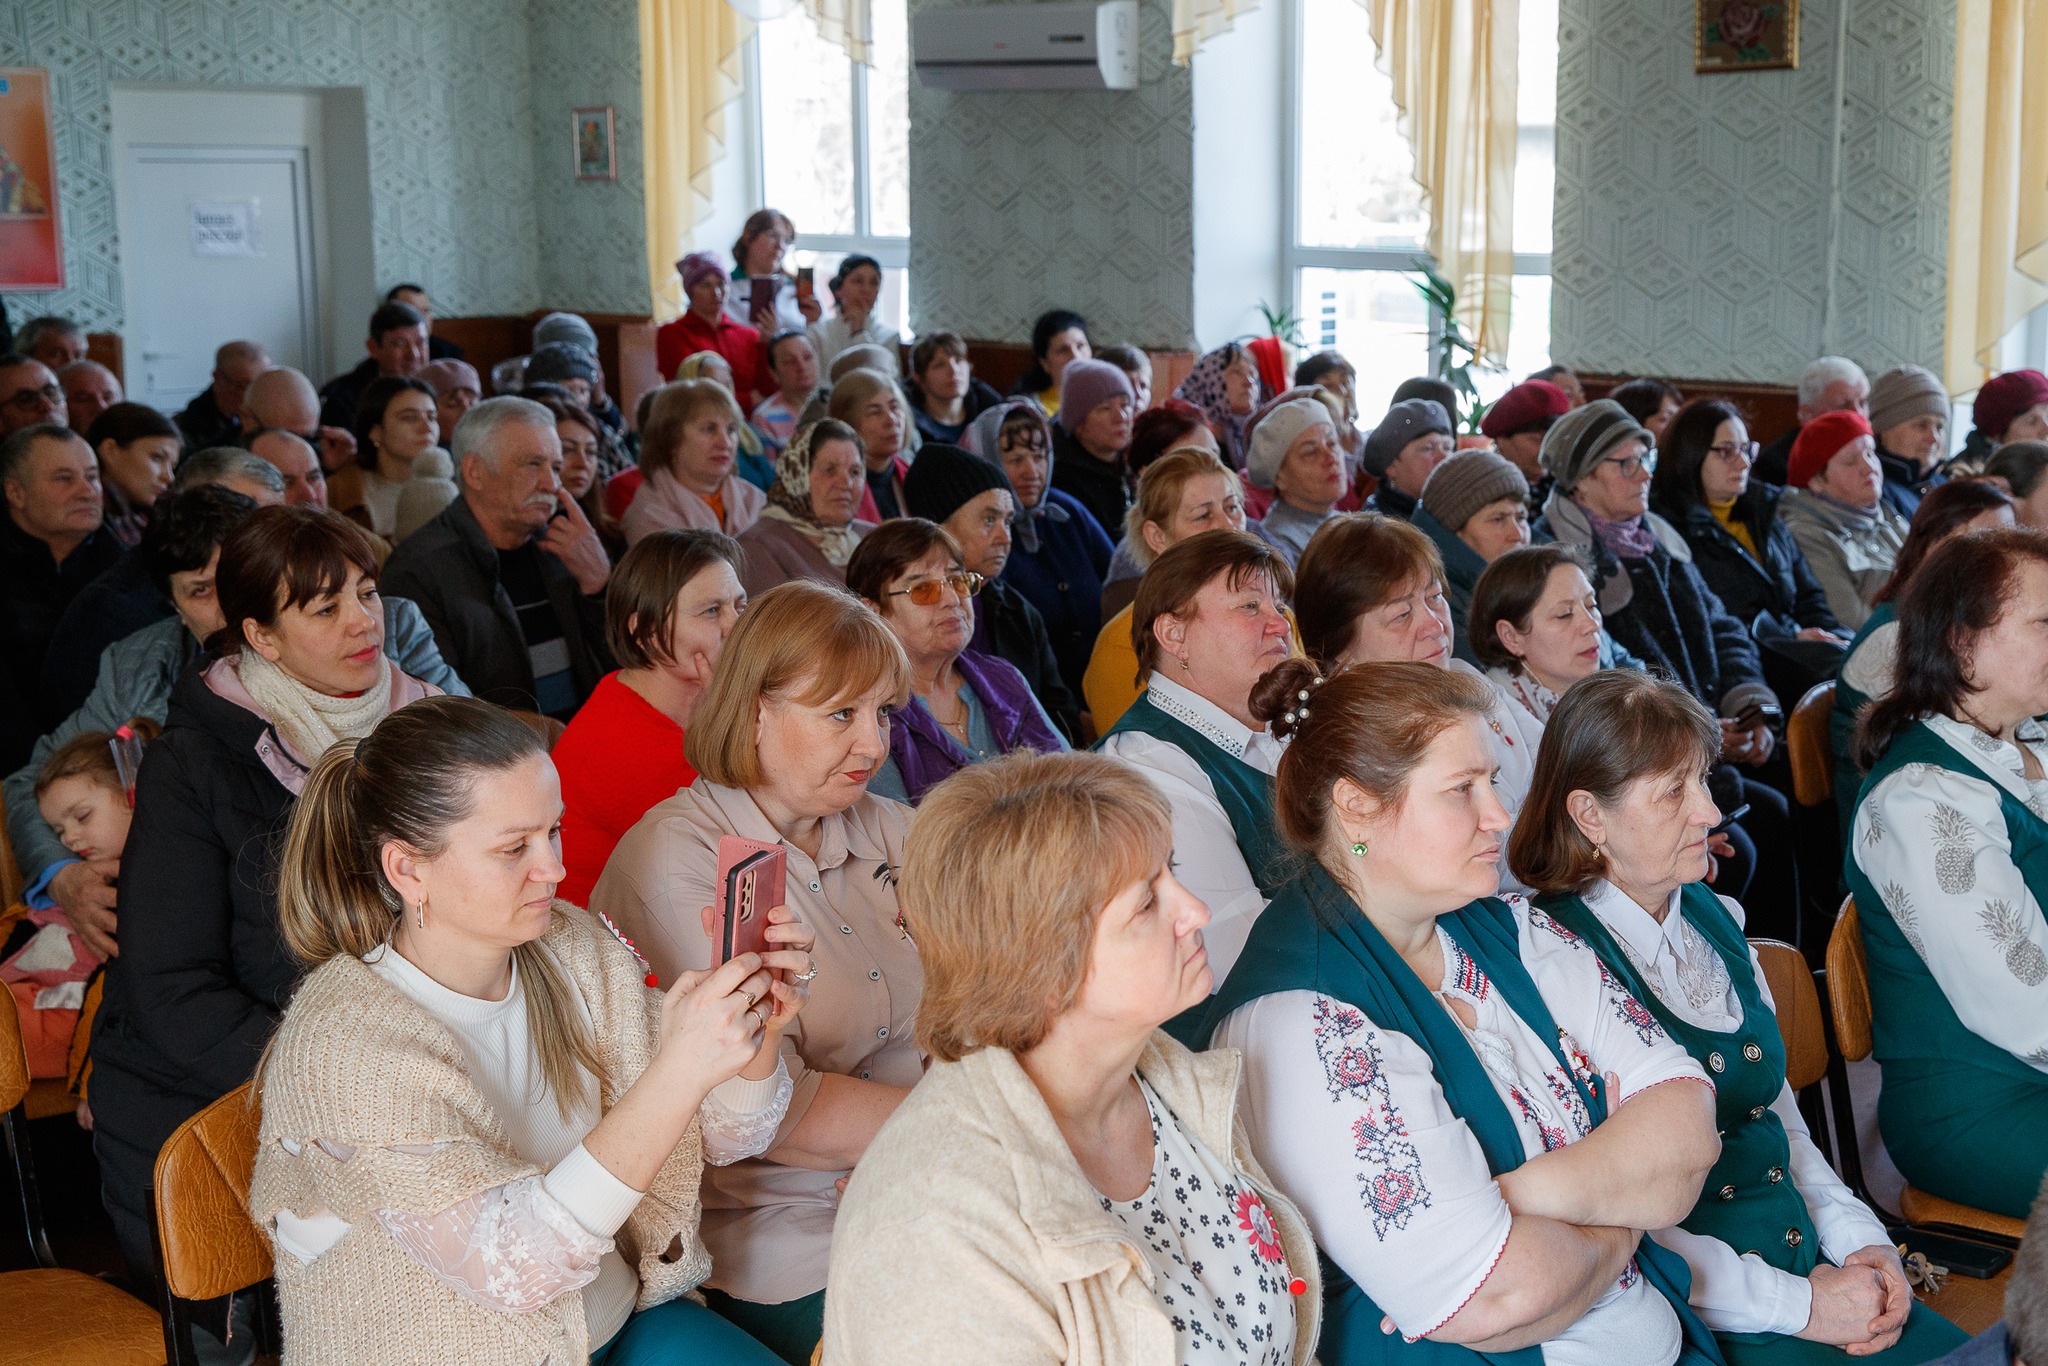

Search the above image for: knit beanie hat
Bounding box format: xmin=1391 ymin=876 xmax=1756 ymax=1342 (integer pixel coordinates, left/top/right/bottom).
xmin=1057 ymin=359 xmax=1136 ymax=434
xmin=1420 ymin=448 xmax=1530 ymax=533
xmin=1539 ymin=399 xmax=1651 ymax=491
xmin=903 ymin=443 xmax=1012 ymax=525
xmin=524 ymin=342 xmax=598 ymax=387
xmin=532 ymin=311 xmax=600 ymax=356
xmin=1362 ymin=398 xmax=1452 ymax=476
xmin=1391 ymin=376 xmax=1459 ymax=421
xmin=1244 ymin=396 xmax=1338 ymax=490
xmin=1865 ymin=365 xmax=1948 ymax=436
xmin=679 ymin=251 xmax=727 ymax=292
xmin=1971 ymin=369 xmax=2048 ymax=440
xmin=1480 ymin=379 xmax=1572 ymax=439
xmin=1787 ymin=409 xmax=1874 ymax=488
xmin=394 ymin=448 xmax=461 ymax=543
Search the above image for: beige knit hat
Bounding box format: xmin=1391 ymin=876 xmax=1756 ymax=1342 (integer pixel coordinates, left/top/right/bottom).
xmin=1420 ymin=448 xmax=1529 ymax=533
xmin=1866 ymin=365 xmax=1949 ymax=436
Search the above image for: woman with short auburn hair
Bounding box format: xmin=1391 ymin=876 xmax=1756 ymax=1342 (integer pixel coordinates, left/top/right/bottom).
xmin=1209 ymin=659 xmax=1725 ymax=1366
xmin=1846 ymin=527 xmax=2048 ymax=1219
xmin=1512 ymin=671 xmax=1963 ymax=1363
xmin=589 ymin=581 xmax=918 ymax=1362
xmin=624 ymin=380 xmax=766 ymax=542
xmin=552 ymin=529 xmax=748 ymax=906
xmin=826 ymin=368 xmax=916 ymax=521
xmin=822 ymin=751 xmax=1320 ymax=1366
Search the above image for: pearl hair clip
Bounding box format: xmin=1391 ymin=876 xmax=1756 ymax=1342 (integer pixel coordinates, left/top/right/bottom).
xmin=1280 ymin=678 xmax=1325 ymax=728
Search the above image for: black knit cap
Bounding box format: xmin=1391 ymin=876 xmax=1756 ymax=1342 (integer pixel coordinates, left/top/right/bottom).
xmin=902 ymin=443 xmax=1012 ymax=525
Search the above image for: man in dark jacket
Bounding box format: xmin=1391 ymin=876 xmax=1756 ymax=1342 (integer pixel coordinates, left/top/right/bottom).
xmin=0 ymin=424 xmax=122 ymax=768
xmin=1754 ymin=356 xmax=1869 ymax=485
xmin=382 ymin=396 xmax=613 ymax=718
xmin=173 ymin=340 xmax=269 ymax=451
xmin=317 ymin=299 xmax=430 ymax=431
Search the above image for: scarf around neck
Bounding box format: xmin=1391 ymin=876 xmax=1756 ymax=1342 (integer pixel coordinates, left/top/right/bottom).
xmin=764 ymin=422 xmax=864 ymax=567
xmin=236 ymin=647 xmax=396 ymax=765
xmin=1576 ymin=499 xmax=1658 ymax=559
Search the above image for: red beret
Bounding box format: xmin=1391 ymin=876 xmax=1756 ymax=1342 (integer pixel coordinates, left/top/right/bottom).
xmin=1480 ymin=380 xmax=1571 ymax=439
xmin=1972 ymin=369 xmax=2048 ymax=441
xmin=1787 ymin=409 xmax=1874 ymax=488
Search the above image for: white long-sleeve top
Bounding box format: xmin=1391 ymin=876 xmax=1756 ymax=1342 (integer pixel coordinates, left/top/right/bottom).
xmin=272 ymin=945 xmax=790 ymax=1347
xmin=1216 ymin=895 xmax=1712 ymax=1366
xmin=1097 ymin=675 xmax=1289 ymax=986
xmin=1573 ymin=879 xmax=1892 ymax=1335
xmin=1851 ymin=712 xmax=2048 ymax=1071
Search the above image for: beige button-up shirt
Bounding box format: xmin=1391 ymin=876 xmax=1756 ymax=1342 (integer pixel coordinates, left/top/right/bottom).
xmin=588 ymin=780 xmax=924 ymax=1304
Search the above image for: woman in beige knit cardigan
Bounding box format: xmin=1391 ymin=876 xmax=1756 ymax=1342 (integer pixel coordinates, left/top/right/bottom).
xmin=820 ymin=751 xmax=1322 ymax=1366
xmin=252 ymin=696 xmax=812 ymax=1365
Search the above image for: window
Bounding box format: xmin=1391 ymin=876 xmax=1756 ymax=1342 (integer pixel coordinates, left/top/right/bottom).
xmin=751 ymin=0 xmax=913 ymax=336
xmin=1286 ymin=0 xmax=1557 ymax=420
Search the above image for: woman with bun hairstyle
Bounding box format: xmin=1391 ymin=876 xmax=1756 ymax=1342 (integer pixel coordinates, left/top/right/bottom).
xmin=1207 ymin=658 xmax=1724 ymax=1366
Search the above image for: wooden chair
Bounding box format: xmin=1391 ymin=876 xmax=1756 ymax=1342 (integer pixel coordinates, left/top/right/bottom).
xmin=151 ymin=1083 xmax=275 ymax=1366
xmin=507 ymin=708 xmax=568 ymax=752
xmin=0 ymin=987 xmax=164 ymax=1364
xmin=1786 ymin=680 xmax=1835 ymax=808
xmin=0 ymin=795 xmax=22 ymax=910
xmin=1751 ymin=939 xmax=1827 ymax=1091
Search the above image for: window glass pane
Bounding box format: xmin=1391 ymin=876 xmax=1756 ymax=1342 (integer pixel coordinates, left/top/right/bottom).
xmin=1298 ymin=267 xmax=1432 ymax=423
xmin=867 ymin=0 xmax=911 ymax=237
xmin=1473 ymin=275 xmax=1552 ymax=407
xmin=1297 ymin=0 xmax=1427 ymax=250
xmin=791 ymin=248 xmax=911 ymax=341
xmin=758 ymin=12 xmax=856 ymax=236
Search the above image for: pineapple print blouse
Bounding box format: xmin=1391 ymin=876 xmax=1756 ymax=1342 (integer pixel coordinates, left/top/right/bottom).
xmin=1852 ymin=713 xmax=2048 ymax=1072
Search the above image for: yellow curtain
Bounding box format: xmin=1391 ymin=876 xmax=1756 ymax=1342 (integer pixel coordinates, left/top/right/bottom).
xmin=804 ymin=0 xmax=875 ymax=64
xmin=1172 ymin=0 xmax=1255 ymax=63
xmin=1944 ymin=0 xmax=2048 ymax=394
xmin=640 ymin=0 xmax=755 ymax=321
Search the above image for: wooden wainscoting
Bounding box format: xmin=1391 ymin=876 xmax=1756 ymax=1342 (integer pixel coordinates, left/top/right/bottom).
xmin=435 ymin=313 xmax=662 ymax=429
xmin=963 ymin=340 xmax=1194 ymax=409
xmin=1580 ymin=372 xmax=1800 ymax=447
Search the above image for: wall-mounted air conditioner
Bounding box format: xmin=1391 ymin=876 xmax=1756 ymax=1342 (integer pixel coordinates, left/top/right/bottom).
xmin=912 ymin=0 xmax=1139 ymax=92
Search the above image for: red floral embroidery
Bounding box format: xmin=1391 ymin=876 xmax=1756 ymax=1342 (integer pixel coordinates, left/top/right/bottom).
xmin=1235 ymin=1189 xmax=1285 ymax=1264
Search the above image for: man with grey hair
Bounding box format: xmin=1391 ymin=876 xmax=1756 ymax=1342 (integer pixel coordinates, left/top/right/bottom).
xmin=1756 ymin=355 xmax=1872 ymax=485
xmin=383 ymin=396 xmax=613 ymax=717
xmin=175 ymin=339 xmax=270 ymax=450
xmin=57 ymin=359 xmax=122 ymax=437
xmin=1926 ymin=1176 xmax=2048 ymax=1363
xmin=173 ymin=445 xmax=287 ymax=504
xmin=16 ymin=314 xmax=86 ymax=371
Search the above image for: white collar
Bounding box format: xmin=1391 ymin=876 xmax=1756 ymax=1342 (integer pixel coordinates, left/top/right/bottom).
xmin=1924 ymin=713 xmax=2048 ymax=806
xmin=1582 ymin=878 xmax=1688 ymax=967
xmin=1145 ymin=673 xmax=1279 ymax=765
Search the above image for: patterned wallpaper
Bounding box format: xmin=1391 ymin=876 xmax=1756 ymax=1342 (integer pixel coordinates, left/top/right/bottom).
xmin=905 ymin=0 xmax=1198 ymax=349
xmin=1551 ymin=0 xmax=1954 ymax=384
xmin=6 ymin=0 xmax=651 ymax=330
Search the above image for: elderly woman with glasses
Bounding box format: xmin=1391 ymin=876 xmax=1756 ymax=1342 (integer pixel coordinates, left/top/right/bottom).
xmin=846 ymin=519 xmax=1067 ymax=806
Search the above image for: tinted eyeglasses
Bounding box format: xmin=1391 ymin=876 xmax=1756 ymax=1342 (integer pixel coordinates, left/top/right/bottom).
xmin=885 ymin=570 xmax=984 ymax=606
xmin=1707 ymin=440 xmax=1760 ymax=464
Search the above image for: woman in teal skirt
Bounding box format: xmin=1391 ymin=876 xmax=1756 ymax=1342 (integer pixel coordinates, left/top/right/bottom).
xmin=1514 ymin=670 xmax=1965 ymax=1364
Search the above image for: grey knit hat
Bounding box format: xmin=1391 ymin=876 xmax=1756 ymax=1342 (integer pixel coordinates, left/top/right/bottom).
xmin=1420 ymin=448 xmax=1529 ymax=533
xmin=1362 ymin=398 xmax=1452 ymax=476
xmin=1866 ymin=365 xmax=1949 ymax=436
xmin=1539 ymin=399 xmax=1651 ymax=491
xmin=1245 ymin=396 xmax=1338 ymax=490
xmin=524 ymin=341 xmax=599 ymax=387
xmin=533 ymin=311 xmax=600 ymax=356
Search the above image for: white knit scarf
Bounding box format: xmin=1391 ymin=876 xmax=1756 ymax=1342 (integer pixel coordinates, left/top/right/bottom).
xmin=236 ymin=648 xmax=395 ymax=763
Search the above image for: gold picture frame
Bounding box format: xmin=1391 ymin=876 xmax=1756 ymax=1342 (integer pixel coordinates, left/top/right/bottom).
xmin=1696 ymin=0 xmax=1799 ymax=74
xmin=573 ymin=106 xmax=616 ymax=181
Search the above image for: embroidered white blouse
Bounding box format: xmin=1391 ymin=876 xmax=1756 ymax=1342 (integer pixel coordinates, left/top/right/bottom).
xmin=1098 ymin=675 xmax=1290 ymax=985
xmin=1215 ymin=896 xmax=1712 ymax=1366
xmin=1851 ymin=712 xmax=2048 ymax=1071
xmin=1575 ymin=880 xmax=1893 ymax=1335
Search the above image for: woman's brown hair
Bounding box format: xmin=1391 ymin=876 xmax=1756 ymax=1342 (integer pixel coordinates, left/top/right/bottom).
xmin=731 ymin=207 xmax=796 ymax=271
xmin=211 ymin=505 xmax=382 ymax=657
xmin=1872 ymin=478 xmax=2014 ymax=605
xmin=1468 ymin=544 xmax=1592 ymax=674
xmin=845 ymin=518 xmax=964 ymax=608
xmin=1508 ymin=670 xmax=1721 ymax=894
xmin=1291 ymin=513 xmax=1444 ymax=667
xmin=1123 ymin=447 xmax=1240 ymax=570
xmin=1129 ymin=529 xmax=1294 ymax=684
xmin=605 ymin=528 xmax=746 ymax=670
xmin=639 ymin=379 xmax=745 ymax=478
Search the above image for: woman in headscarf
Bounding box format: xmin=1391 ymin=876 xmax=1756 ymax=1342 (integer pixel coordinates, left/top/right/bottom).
xmin=735 ymin=419 xmax=875 ymax=597
xmin=1173 ymin=341 xmax=1267 ymax=471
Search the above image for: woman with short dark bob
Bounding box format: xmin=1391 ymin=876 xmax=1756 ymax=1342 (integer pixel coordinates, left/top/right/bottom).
xmin=1511 ymin=670 xmax=1963 ymax=1364
xmin=822 ymin=751 xmax=1321 ymax=1364
xmin=1846 ymin=527 xmax=2048 ymax=1219
xmin=1208 ymin=658 xmax=1723 ymax=1366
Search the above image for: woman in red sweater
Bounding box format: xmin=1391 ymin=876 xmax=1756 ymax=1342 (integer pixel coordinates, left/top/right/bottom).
xmin=553 ymin=528 xmax=747 ymax=906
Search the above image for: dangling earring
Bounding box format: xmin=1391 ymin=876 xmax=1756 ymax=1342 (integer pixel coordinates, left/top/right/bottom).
xmin=1180 ymin=654 xmax=1192 ymax=674
xmin=414 ymin=898 xmax=427 ymax=931
xmin=1350 ymin=841 xmax=1369 ymax=857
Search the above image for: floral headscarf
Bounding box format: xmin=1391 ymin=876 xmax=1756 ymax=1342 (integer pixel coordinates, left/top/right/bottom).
xmin=675 ymin=350 xmax=765 ymax=459
xmin=965 ymin=400 xmax=1067 ymax=554
xmin=760 ymin=421 xmax=864 ymax=567
xmin=1174 ymin=343 xmax=1268 ymax=471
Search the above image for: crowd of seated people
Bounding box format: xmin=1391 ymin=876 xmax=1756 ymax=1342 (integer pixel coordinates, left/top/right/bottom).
xmin=4 ymin=219 xmax=2048 ymax=1366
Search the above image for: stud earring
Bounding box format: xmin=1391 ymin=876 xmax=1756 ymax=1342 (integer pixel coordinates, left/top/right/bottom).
xmin=1350 ymin=841 xmax=1369 ymax=857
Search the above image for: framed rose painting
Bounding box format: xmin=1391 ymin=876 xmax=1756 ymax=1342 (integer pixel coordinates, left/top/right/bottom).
xmin=1696 ymin=0 xmax=1798 ymax=73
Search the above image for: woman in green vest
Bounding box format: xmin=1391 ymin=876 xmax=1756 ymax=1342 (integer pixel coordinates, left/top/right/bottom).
xmin=1209 ymin=657 xmax=1728 ymax=1366
xmin=1511 ymin=670 xmax=1965 ymax=1364
xmin=1098 ymin=528 xmax=1296 ymax=987
xmin=1830 ymin=481 xmax=2013 ymax=841
xmin=1847 ymin=527 xmax=2048 ymax=1219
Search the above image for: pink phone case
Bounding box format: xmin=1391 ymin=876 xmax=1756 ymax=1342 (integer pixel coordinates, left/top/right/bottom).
xmin=714 ymin=835 xmax=786 ymax=969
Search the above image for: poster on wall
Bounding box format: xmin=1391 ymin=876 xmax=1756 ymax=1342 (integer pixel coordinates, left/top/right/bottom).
xmin=0 ymin=67 xmax=63 ymax=290
xmin=1696 ymin=0 xmax=1799 ymax=73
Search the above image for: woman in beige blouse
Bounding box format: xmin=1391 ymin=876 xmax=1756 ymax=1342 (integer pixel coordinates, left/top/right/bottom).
xmin=590 ymin=580 xmax=920 ymax=1364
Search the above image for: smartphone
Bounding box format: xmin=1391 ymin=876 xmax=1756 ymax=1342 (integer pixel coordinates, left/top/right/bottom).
xmin=1709 ymin=803 xmax=1751 ymax=836
xmin=796 ymin=265 xmax=815 ymax=300
xmin=714 ymin=836 xmax=786 ymax=972
xmin=1897 ymin=1227 xmax=2015 ymax=1279
xmin=748 ymin=275 xmax=779 ymax=325
xmin=1732 ymin=701 xmax=1784 ymax=730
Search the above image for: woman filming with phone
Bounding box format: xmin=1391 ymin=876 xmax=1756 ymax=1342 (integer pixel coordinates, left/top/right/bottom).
xmin=590 ymin=581 xmax=922 ymax=1364
xmin=252 ymin=695 xmax=814 ymax=1366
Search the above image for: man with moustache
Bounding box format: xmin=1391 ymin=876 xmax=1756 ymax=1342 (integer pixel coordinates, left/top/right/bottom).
xmin=382 ymin=396 xmax=613 ymax=719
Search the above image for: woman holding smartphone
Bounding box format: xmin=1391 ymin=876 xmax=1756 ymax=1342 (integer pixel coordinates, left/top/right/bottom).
xmin=590 ymin=581 xmax=921 ymax=1364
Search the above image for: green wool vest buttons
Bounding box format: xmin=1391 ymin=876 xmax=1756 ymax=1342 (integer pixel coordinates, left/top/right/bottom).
xmin=1708 ymin=1051 xmax=1726 ymax=1073
xmin=1718 ymin=1185 xmax=1736 ymax=1201
xmin=1743 ymin=1042 xmax=1764 ymax=1063
xmin=1748 ymin=1105 xmax=1767 ymax=1121
xmin=1767 ymin=1166 xmax=1785 ymax=1183
xmin=1786 ymin=1227 xmax=1804 ymax=1248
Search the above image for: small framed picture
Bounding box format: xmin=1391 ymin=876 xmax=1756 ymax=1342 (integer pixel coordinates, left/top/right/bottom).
xmin=1697 ymin=0 xmax=1798 ymax=73
xmin=573 ymin=107 xmax=616 ymax=181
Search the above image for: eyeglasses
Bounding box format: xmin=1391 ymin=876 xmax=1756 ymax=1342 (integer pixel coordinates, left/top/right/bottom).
xmin=885 ymin=570 xmax=984 ymax=606
xmin=1707 ymin=440 xmax=1760 ymax=464
xmin=3 ymin=383 xmax=60 ymax=413
xmin=1602 ymin=450 xmax=1658 ymax=479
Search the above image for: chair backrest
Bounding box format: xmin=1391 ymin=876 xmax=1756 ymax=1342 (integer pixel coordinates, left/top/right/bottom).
xmin=1825 ymin=898 xmax=1874 ymax=1062
xmin=0 ymin=978 xmax=29 ymax=1114
xmin=507 ymin=708 xmax=568 ymax=752
xmin=153 ymin=1082 xmax=271 ymax=1302
xmin=1750 ymin=937 xmax=1827 ymax=1090
xmin=0 ymin=805 xmax=22 ymax=909
xmin=1786 ymin=680 xmax=1835 ymax=807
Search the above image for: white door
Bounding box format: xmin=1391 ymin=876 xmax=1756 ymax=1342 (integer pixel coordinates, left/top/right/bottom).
xmin=125 ymin=145 xmax=320 ymax=413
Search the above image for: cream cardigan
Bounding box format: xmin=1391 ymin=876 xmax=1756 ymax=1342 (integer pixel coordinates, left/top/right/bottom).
xmin=819 ymin=1032 xmax=1322 ymax=1366
xmin=251 ymin=906 xmax=710 ymax=1366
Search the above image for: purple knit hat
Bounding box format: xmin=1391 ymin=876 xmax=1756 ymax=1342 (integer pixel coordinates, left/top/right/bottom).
xmin=1057 ymin=358 xmax=1135 ymax=433
xmin=678 ymin=251 xmax=727 ymax=292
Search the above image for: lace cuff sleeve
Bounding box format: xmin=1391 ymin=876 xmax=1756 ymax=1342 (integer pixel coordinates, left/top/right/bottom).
xmin=373 ymin=1174 xmax=613 ymax=1313
xmin=700 ymin=1058 xmax=795 ymax=1166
